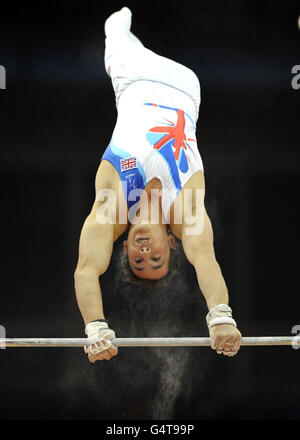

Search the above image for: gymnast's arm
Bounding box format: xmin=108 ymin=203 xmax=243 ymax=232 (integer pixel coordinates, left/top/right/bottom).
xmin=182 ymin=207 xmax=242 ymax=356
xmin=74 ymin=201 xmax=113 ymax=325
xmin=182 ymin=209 xmax=228 ymax=309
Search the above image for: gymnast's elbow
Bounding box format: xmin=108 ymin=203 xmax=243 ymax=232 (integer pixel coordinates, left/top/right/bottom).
xmin=183 ymin=233 xmax=215 ymax=269
xmin=74 ymin=261 xmax=108 ymax=285
xmin=187 ymin=248 xmax=217 ymax=271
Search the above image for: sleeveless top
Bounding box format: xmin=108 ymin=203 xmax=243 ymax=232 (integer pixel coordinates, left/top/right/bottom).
xmin=101 ymin=80 xmax=204 ymax=222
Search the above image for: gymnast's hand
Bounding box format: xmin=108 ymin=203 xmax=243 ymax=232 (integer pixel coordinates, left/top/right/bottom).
xmin=209 ymin=324 xmax=242 ymax=357
xmin=84 ymin=320 xmax=118 ymax=362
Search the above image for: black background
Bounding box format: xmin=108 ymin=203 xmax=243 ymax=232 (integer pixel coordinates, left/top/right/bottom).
xmin=0 ymin=0 xmax=299 ymax=420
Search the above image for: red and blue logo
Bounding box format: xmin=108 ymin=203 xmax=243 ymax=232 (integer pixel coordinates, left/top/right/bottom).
xmin=145 ymin=103 xmax=196 ymax=190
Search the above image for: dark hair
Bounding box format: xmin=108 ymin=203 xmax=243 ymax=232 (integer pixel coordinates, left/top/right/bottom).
xmin=120 ymin=241 xmax=180 ymax=289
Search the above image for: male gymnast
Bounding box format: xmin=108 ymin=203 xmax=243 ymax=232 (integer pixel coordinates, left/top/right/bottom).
xmin=74 ymin=7 xmax=242 ymax=362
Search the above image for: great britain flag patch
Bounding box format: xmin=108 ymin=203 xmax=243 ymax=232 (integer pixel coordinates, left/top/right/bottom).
xmin=120 ymin=156 xmax=137 ymax=172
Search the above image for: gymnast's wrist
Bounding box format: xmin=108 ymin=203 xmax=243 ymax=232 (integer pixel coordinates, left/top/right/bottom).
xmin=85 ymin=319 xmax=110 ymax=337
xmin=206 ymin=304 xmax=237 ymax=330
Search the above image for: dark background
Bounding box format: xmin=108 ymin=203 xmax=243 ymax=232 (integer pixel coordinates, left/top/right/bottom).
xmin=0 ymin=0 xmax=299 ymax=420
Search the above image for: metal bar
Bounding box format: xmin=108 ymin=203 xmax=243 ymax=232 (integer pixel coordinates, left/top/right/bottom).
xmin=0 ymin=336 xmax=298 ymax=348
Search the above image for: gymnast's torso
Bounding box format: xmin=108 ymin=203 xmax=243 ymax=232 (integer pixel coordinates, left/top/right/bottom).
xmin=101 ymin=80 xmax=204 ymax=223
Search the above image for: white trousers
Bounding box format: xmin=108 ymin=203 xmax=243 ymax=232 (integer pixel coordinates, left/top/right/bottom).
xmin=104 ymin=7 xmax=201 ymax=120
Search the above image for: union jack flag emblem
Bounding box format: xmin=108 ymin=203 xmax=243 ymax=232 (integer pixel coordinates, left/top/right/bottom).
xmin=120 ymin=157 xmax=137 ymax=172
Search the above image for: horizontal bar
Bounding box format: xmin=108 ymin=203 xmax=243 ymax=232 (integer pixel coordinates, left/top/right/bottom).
xmin=0 ymin=336 xmax=298 ymax=348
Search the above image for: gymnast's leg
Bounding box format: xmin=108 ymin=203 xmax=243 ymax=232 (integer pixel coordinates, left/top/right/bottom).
xmin=104 ymin=7 xmax=144 ymax=77
xmin=103 ymin=7 xmax=200 ymax=117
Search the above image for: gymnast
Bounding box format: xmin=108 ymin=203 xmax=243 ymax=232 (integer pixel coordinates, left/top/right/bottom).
xmin=74 ymin=7 xmax=242 ymax=362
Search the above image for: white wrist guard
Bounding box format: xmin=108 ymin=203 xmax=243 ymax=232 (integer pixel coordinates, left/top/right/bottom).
xmin=206 ymin=304 xmax=237 ymax=330
xmin=85 ymin=320 xmax=109 ymax=338
xmin=84 ymin=320 xmax=115 ymax=355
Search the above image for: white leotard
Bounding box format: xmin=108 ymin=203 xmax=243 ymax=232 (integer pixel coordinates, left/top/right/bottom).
xmin=102 ymin=8 xmax=204 ymax=221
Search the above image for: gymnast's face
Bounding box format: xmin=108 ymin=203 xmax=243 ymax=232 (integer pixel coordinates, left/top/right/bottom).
xmin=123 ymin=225 xmax=176 ymax=279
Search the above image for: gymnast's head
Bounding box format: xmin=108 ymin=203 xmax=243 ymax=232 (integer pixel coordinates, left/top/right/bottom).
xmin=123 ymin=224 xmax=176 ymax=281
